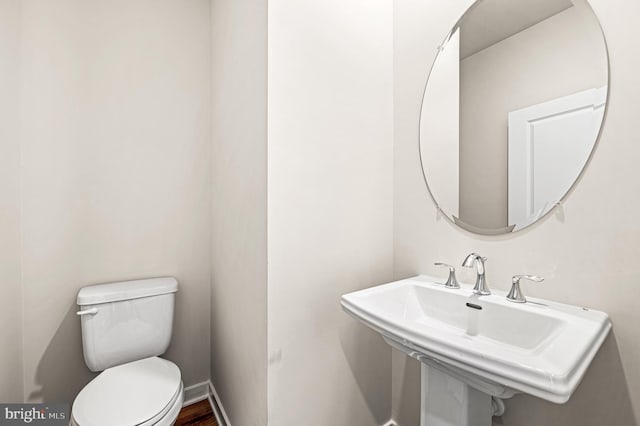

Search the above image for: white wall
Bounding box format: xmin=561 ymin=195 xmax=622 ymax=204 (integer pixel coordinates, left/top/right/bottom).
xmin=0 ymin=0 xmax=24 ymax=403
xmin=210 ymin=0 xmax=268 ymax=424
xmin=394 ymin=0 xmax=640 ymax=425
xmin=267 ymin=0 xmax=395 ymax=424
xmin=459 ymin=4 xmax=607 ymax=229
xmin=17 ymin=0 xmax=212 ymax=403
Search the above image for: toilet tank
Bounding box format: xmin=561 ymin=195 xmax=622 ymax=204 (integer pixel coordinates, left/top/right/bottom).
xmin=76 ymin=277 xmax=178 ymax=372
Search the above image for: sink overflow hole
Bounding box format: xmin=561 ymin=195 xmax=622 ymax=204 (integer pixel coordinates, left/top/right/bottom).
xmin=465 ymin=302 xmax=483 ymax=310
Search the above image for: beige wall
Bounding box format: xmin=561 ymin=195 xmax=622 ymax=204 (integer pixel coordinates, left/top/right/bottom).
xmin=394 ymin=0 xmax=640 ymax=425
xmin=209 ymin=0 xmax=268 ymax=424
xmin=16 ymin=0 xmax=212 ymax=403
xmin=267 ymin=0 xmax=395 ymax=424
xmin=0 ymin=0 xmax=24 ymax=403
xmin=459 ymin=4 xmax=607 ymax=229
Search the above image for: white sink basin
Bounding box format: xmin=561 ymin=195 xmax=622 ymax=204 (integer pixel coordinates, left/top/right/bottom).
xmin=341 ymin=275 xmax=611 ymax=405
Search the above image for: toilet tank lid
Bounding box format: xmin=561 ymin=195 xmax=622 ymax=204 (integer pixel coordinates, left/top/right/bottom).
xmin=77 ymin=277 xmax=178 ymax=305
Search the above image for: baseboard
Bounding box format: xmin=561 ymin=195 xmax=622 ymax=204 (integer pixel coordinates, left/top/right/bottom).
xmin=183 ymin=381 xmax=211 ymax=406
xmin=208 ymin=380 xmax=231 ymax=426
xmin=187 ymin=381 xmax=391 ymax=426
xmin=182 ymin=381 xmax=230 ymax=426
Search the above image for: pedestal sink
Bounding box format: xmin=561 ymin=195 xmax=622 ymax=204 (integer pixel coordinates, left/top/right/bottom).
xmin=341 ymin=276 xmax=611 ymax=426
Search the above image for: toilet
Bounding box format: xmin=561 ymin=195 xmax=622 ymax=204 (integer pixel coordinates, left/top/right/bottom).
xmin=70 ymin=277 xmax=183 ymax=426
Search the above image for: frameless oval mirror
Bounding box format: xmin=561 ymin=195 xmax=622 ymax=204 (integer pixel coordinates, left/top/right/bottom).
xmin=419 ymin=0 xmax=608 ymax=235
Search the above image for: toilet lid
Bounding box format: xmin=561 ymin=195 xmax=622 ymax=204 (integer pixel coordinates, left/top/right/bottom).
xmin=72 ymin=357 xmax=181 ymax=426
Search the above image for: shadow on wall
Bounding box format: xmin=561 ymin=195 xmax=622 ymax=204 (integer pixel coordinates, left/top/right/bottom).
xmin=498 ymin=333 xmax=636 ymax=426
xmin=28 ymin=304 xmax=96 ymax=403
xmin=340 ymin=320 xmax=392 ymax=425
xmin=394 ymin=333 xmax=636 ymax=426
xmin=393 ymin=350 xmax=421 ymax=426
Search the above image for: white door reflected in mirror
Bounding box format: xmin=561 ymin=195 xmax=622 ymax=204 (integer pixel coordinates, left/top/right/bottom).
xmin=508 ymin=86 xmax=607 ymax=230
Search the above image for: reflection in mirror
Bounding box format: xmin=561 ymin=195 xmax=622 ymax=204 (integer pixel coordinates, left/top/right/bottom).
xmin=420 ymin=0 xmax=608 ymax=234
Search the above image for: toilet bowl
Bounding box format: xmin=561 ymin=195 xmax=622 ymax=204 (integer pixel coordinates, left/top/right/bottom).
xmin=71 ymin=357 xmax=184 ymax=426
xmin=72 ymin=278 xmax=183 ymax=426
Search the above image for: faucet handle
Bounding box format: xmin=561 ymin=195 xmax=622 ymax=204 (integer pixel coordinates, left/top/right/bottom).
xmin=507 ymin=275 xmax=544 ymax=303
xmin=434 ymin=262 xmax=460 ymax=289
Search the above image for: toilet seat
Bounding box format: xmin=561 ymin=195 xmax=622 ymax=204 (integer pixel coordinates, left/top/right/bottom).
xmin=71 ymin=357 xmax=183 ymax=426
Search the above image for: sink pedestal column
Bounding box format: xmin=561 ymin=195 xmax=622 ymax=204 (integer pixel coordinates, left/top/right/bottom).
xmin=421 ymin=364 xmax=493 ymax=426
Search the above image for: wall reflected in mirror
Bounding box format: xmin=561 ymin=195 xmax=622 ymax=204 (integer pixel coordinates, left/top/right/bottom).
xmin=420 ymin=0 xmax=608 ymax=235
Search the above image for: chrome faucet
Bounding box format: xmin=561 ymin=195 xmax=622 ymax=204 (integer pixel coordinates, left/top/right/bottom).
xmin=434 ymin=262 xmax=460 ymax=289
xmin=507 ymin=275 xmax=544 ymax=303
xmin=462 ymin=253 xmax=491 ymax=295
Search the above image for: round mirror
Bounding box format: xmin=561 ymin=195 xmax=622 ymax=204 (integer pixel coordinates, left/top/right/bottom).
xmin=419 ymin=0 xmax=608 ymax=235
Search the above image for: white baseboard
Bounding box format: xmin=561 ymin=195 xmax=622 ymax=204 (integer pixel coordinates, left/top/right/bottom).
xmin=187 ymin=381 xmax=392 ymax=426
xmin=182 ymin=380 xmax=230 ymax=426
xmin=208 ymin=380 xmax=231 ymax=426
xmin=183 ymin=381 xmax=211 ymax=406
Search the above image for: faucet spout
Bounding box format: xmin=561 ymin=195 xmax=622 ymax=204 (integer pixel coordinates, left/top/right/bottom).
xmin=462 ymin=253 xmax=491 ymax=295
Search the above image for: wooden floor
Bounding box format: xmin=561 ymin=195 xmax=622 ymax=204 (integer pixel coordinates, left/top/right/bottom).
xmin=176 ymin=399 xmax=218 ymax=426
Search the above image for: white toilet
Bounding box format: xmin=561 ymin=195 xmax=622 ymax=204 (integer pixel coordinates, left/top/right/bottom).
xmin=70 ymin=277 xmax=183 ymax=426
